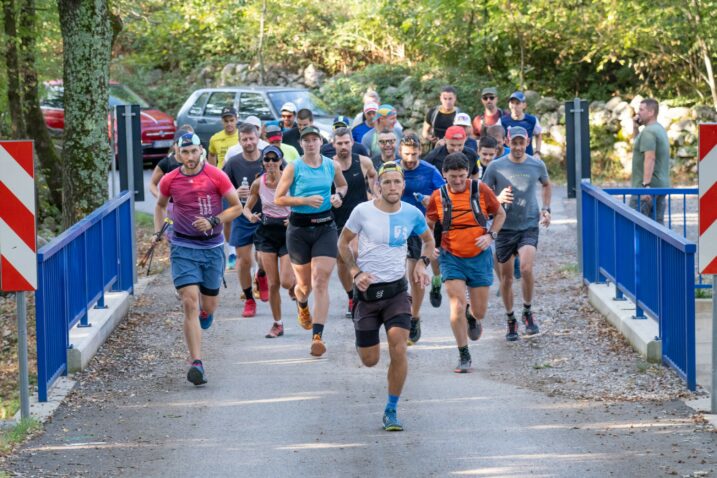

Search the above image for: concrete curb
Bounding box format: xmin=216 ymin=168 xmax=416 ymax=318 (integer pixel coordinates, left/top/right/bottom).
xmin=587 ymin=282 xmax=661 ymax=362
xmin=8 ymin=377 xmax=77 ymax=426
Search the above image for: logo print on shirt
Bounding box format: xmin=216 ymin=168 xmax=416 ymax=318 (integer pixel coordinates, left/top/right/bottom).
xmin=394 ymin=225 xmax=408 ymax=241
xmin=198 ymin=194 xmax=212 ymax=216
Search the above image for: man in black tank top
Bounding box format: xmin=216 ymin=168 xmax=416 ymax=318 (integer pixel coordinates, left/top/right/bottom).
xmin=331 ymin=127 xmax=378 ymax=317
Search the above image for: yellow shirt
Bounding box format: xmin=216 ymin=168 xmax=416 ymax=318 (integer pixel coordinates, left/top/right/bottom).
xmin=208 ymin=130 xmax=239 ymax=169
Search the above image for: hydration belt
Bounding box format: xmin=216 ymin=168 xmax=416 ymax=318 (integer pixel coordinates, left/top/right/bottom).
xmin=289 ymin=210 xmax=334 ymax=227
xmin=173 ymin=231 xmax=220 ymax=241
xmin=354 ymin=277 xmax=408 ymax=303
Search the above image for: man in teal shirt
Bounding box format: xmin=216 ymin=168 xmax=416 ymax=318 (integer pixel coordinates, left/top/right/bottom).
xmin=631 ymin=98 xmax=671 ymax=224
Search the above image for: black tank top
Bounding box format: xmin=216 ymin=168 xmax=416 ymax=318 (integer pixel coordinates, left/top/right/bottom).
xmin=332 ymin=154 xmax=368 ymax=228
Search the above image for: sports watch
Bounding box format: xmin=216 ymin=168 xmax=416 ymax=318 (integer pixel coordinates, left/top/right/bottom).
xmin=488 ymin=231 xmax=498 ymax=240
xmin=419 ymin=256 xmax=430 ymax=267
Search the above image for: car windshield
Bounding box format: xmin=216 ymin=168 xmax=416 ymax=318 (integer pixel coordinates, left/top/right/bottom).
xmin=41 ymin=83 xmax=152 ymax=109
xmin=267 ymin=91 xmax=331 ymax=118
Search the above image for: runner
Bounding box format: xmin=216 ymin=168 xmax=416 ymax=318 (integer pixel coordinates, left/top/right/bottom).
xmin=426 ymin=153 xmax=505 ymax=372
xmin=482 ymin=126 xmax=552 ymax=341
xmin=338 ymin=161 xmax=434 ymax=431
xmin=207 ymin=106 xmax=238 ymax=168
xmin=154 ymin=132 xmax=242 ymax=385
xmin=330 ymin=127 xmax=377 ymax=317
xmin=396 ymin=133 xmax=445 ymax=345
xmin=242 ymin=145 xmax=296 ymax=338
xmin=222 ymin=123 xmax=268 ymax=318
xmin=274 ymin=126 xmax=348 ymax=357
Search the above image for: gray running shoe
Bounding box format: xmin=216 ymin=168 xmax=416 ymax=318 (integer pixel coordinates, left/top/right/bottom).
xmin=454 ymin=355 xmax=472 ymax=373
xmin=408 ymin=318 xmax=421 ymax=345
xmin=466 ymin=305 xmax=482 ymax=341
xmin=523 ymin=310 xmax=540 ymax=335
xmin=506 ymin=318 xmax=519 ymax=342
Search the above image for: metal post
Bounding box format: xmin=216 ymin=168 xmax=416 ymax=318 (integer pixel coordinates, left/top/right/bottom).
xmin=16 ymin=292 xmax=30 ymax=420
xmin=574 ymin=98 xmax=584 ymax=274
xmin=123 ymin=105 xmax=138 ymax=285
xmin=110 ymin=108 xmax=117 ymax=199
xmin=712 ymin=275 xmax=717 ymax=413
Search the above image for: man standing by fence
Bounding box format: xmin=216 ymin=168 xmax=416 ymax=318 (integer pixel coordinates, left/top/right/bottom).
xmin=631 ymin=98 xmax=671 ymax=225
xmin=155 ymin=133 xmax=242 ymax=386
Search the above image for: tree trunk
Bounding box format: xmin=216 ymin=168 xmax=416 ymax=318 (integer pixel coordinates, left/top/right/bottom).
xmin=18 ymin=0 xmax=63 ymax=212
xmin=3 ymin=0 xmax=26 ymax=137
xmin=688 ymin=0 xmax=717 ymax=109
xmin=257 ymin=0 xmax=267 ymax=85
xmin=58 ymin=0 xmax=113 ymax=228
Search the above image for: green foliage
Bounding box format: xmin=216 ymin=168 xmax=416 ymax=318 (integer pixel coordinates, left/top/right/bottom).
xmin=0 ymin=418 xmax=41 ymax=453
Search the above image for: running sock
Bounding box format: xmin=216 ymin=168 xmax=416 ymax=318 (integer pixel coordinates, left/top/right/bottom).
xmin=298 ymin=300 xmax=309 ymax=309
xmin=312 ymin=323 xmax=324 ymax=338
xmin=243 ymin=288 xmax=254 ymax=301
xmin=432 ymin=275 xmax=442 ymax=287
xmin=523 ymin=303 xmax=531 ymax=312
xmin=458 ymin=345 xmax=470 ymax=359
xmin=347 ymin=289 xmax=354 ymax=299
xmin=385 ymin=394 xmax=400 ymax=412
xmin=192 ymin=359 xmax=203 ymax=366
xmin=506 ymin=311 xmax=515 ymax=320
xmin=257 ymin=269 xmax=266 ymax=277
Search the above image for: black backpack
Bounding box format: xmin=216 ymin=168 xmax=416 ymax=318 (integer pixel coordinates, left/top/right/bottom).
xmin=439 ymin=179 xmax=487 ymax=232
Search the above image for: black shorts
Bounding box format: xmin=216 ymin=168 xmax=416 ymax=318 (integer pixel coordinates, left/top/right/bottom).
xmin=286 ymin=222 xmax=338 ymax=265
xmin=406 ymin=235 xmax=422 ymax=260
xmin=353 ymin=291 xmax=412 ymax=348
xmin=495 ymin=227 xmax=539 ymax=263
xmin=254 ymin=224 xmax=288 ymax=256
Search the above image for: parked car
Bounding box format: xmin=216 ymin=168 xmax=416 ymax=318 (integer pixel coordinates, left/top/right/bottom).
xmin=175 ymin=87 xmax=334 ymax=146
xmin=41 ymin=80 xmax=176 ymax=166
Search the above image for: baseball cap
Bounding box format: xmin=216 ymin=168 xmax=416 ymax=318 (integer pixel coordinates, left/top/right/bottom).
xmin=265 ymin=124 xmax=282 ymax=142
xmin=481 ymin=87 xmax=498 ymax=97
xmin=280 ymin=102 xmax=297 ymax=113
xmin=507 ymin=126 xmax=529 ymax=140
xmin=177 ymin=133 xmax=201 ymax=148
xmin=378 ymin=161 xmax=404 ymax=178
xmin=262 ymin=145 xmax=284 ymax=160
xmin=333 ymin=115 xmax=351 ymax=129
xmin=363 ymin=102 xmax=379 ymax=113
xmin=174 ymin=129 xmax=193 ymax=142
xmin=244 ymin=116 xmax=262 ymax=129
xmin=444 ymin=125 xmax=467 ymax=141
xmin=376 ymin=104 xmax=396 ymax=118
xmin=453 ymin=113 xmax=471 ymax=127
xmin=221 ymin=106 xmax=237 ymax=118
xmin=509 ymin=91 xmax=526 ymax=102
xmin=300 ymin=125 xmax=322 ymax=139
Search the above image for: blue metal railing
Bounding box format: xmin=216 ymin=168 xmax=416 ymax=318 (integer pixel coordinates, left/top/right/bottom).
xmin=35 ymin=192 xmax=134 ymax=401
xmin=582 ymin=181 xmax=696 ymax=390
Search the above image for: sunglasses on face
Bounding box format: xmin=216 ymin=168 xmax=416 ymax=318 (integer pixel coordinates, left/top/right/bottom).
xmin=281 ymin=114 xmax=293 ymax=118
xmin=482 ymin=96 xmax=496 ymax=101
xmin=263 ymin=155 xmax=281 ymax=162
xmin=378 ymin=139 xmax=396 ymax=145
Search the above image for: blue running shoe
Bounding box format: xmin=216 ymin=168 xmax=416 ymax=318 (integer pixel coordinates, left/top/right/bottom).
xmin=199 ymin=310 xmax=213 ymax=330
xmin=227 ymin=253 xmax=237 ymax=270
xmin=187 ymin=361 xmax=207 ymax=386
xmin=382 ymin=409 xmax=404 ymax=431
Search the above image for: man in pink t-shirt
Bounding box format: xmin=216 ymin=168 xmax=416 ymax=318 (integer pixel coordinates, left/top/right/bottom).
xmin=155 ymin=133 xmax=242 ymax=386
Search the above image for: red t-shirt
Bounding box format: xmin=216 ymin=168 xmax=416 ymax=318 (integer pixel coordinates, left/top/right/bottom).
xmin=472 ymin=110 xmax=502 ymax=137
xmin=159 ymin=163 xmax=234 ymax=248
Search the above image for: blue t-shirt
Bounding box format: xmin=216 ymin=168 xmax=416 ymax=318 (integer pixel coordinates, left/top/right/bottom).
xmin=398 ymin=160 xmax=445 ymax=214
xmin=344 ymin=200 xmax=428 ymax=283
xmin=464 ymin=137 xmax=478 ymax=153
xmin=352 ymin=122 xmax=372 ymax=143
xmin=501 ymin=114 xmax=538 ymax=155
xmin=289 ymin=156 xmax=335 ymax=214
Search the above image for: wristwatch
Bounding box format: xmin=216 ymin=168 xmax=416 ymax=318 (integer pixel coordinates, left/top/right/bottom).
xmin=208 ymin=215 xmax=221 ymax=227
xmin=642 ymin=182 xmax=651 ymax=188
xmin=488 ymin=231 xmax=498 ymax=240
xmin=541 ymin=207 xmax=551 ymax=214
xmin=419 ymin=255 xmax=430 ymax=267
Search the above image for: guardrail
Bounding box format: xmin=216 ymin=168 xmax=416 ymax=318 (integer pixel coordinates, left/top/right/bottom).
xmin=581 ymin=181 xmax=696 ymax=390
xmin=35 ymin=191 xmax=134 ymax=401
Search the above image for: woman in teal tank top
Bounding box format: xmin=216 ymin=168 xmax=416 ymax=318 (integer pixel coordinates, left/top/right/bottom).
xmin=275 ymin=126 xmax=348 ymax=358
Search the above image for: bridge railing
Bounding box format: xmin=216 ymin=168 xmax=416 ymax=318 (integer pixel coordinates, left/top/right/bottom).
xmin=35 ymin=191 xmax=134 ymax=401
xmin=581 ymin=181 xmax=696 ymax=390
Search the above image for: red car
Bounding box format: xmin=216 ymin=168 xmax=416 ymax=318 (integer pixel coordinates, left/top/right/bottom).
xmin=41 ymin=80 xmax=176 ymax=165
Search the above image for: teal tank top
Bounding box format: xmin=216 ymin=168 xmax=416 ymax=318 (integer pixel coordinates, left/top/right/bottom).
xmin=289 ymin=156 xmax=335 ymax=214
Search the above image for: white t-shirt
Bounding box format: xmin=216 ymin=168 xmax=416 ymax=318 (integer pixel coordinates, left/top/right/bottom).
xmin=344 ymin=200 xmax=427 ymax=283
xmin=225 ymin=139 xmax=270 ymax=163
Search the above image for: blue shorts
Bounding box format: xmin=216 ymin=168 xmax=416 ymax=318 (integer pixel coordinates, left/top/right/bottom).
xmin=439 ymin=248 xmax=493 ymax=288
xmin=171 ymin=244 xmax=225 ymax=295
xmin=230 ymin=214 xmax=259 ymax=248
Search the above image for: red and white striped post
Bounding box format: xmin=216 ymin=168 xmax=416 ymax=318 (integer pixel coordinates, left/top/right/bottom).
xmin=0 ymin=140 xmax=36 ymax=420
xmin=699 ymin=124 xmax=717 ymax=412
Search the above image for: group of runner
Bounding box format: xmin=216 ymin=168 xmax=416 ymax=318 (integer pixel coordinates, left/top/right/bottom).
xmin=152 ymin=85 xmax=552 ymax=431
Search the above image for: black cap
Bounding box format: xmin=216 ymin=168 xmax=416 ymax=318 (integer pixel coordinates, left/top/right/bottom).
xmin=299 ymin=126 xmax=322 ymax=139
xmin=221 ymin=106 xmax=237 ymax=118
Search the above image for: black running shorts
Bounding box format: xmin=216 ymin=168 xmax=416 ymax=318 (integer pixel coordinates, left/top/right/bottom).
xmin=254 ymin=224 xmax=288 ymax=256
xmin=353 ymin=291 xmax=412 ymax=348
xmin=286 ymin=222 xmax=338 ymax=265
xmin=495 ymin=227 xmax=539 ymax=263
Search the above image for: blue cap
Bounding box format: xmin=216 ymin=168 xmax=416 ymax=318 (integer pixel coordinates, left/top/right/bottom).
xmin=262 ymin=145 xmax=284 ymax=160
xmin=177 ymin=133 xmax=202 ymax=148
xmin=507 ymin=126 xmax=529 ymax=140
xmin=509 ymin=91 xmax=526 ymax=102
xmin=332 ymin=115 xmax=351 ymax=129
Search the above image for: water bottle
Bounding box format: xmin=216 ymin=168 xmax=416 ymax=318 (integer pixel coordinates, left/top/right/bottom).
xmin=240 ymin=177 xmax=249 ymax=204
xmin=413 ymin=192 xmax=425 ymax=203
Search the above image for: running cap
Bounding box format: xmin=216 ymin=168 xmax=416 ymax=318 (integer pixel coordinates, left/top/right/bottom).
xmin=265 ymin=124 xmax=282 ymax=141
xmin=262 ymin=145 xmax=284 ymax=160
xmin=445 ymin=125 xmax=467 ymax=141
xmin=221 ymin=106 xmax=237 ymax=118
xmin=173 ymin=128 xmax=193 ymax=142
xmin=300 ymin=125 xmax=322 ymax=139
xmin=507 ymin=125 xmax=529 ymax=140
xmin=177 ymin=133 xmax=202 ymax=148
xmin=376 ymin=104 xmax=397 ymax=118
xmin=280 ymin=102 xmax=297 ymax=113
xmin=509 ymin=91 xmax=526 ymax=102
xmin=332 ymin=115 xmax=351 ymax=129
xmin=244 ymin=116 xmax=262 ymax=129
xmin=453 ymin=113 xmax=472 ymax=127
xmin=481 ymin=87 xmax=498 ymax=96
xmin=363 ymin=102 xmax=379 ymax=113
xmin=377 ymin=161 xmax=404 ymax=178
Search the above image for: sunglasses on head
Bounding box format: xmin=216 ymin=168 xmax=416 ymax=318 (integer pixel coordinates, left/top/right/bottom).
xmin=400 ymin=136 xmax=420 ymax=146
xmin=482 ymin=95 xmax=496 ymax=100
xmin=263 ymin=155 xmax=281 ymax=162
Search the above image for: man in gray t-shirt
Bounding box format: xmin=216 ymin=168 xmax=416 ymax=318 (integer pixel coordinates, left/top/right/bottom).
xmin=482 ymin=126 xmax=551 ymax=342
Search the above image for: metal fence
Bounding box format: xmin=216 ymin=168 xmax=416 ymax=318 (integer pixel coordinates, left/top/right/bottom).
xmin=35 ymin=192 xmax=134 ymax=401
xmin=581 ymin=181 xmax=696 ymax=390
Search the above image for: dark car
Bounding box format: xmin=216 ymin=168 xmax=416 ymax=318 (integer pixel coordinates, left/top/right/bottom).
xmin=41 ymin=80 xmax=176 ymax=165
xmin=175 ymin=87 xmax=333 ymax=146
